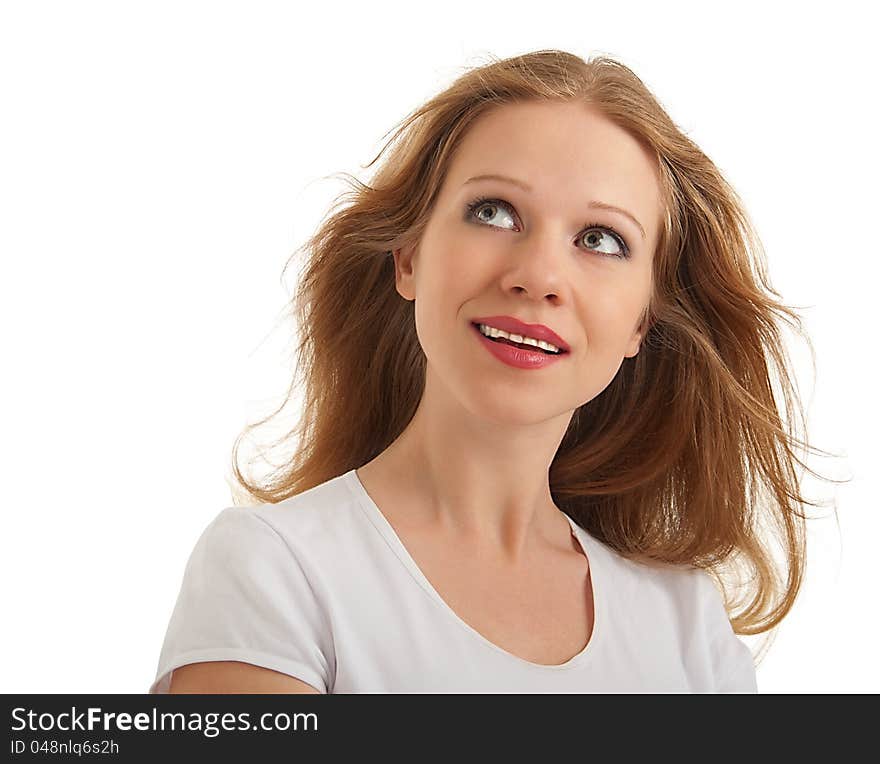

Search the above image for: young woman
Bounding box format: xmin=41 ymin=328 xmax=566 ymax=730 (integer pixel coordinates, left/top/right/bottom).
xmin=150 ymin=49 xmax=830 ymax=694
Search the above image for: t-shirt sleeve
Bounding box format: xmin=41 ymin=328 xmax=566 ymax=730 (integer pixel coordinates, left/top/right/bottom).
xmin=149 ymin=506 xmax=334 ymax=694
xmin=693 ymin=570 xmax=758 ymax=693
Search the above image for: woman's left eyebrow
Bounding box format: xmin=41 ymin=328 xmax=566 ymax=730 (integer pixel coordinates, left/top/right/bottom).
xmin=462 ymin=173 xmax=646 ymax=241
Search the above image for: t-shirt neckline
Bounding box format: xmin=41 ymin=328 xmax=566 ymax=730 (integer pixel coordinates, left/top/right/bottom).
xmin=341 ymin=467 xmax=602 ymax=671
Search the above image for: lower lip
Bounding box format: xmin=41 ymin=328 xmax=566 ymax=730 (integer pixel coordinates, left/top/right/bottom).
xmin=471 ymin=323 xmax=568 ymax=369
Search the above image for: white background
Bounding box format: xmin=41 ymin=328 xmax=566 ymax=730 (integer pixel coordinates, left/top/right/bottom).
xmin=1 ymin=0 xmax=874 ymax=693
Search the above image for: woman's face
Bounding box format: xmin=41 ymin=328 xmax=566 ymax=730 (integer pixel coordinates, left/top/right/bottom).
xmin=394 ymin=100 xmax=663 ymax=427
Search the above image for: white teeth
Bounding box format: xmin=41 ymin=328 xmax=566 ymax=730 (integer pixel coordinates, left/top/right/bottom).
xmin=477 ymin=323 xmax=562 ymax=354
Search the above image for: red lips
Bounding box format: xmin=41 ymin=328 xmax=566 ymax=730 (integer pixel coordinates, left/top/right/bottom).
xmin=470 ymin=315 xmax=570 ymax=353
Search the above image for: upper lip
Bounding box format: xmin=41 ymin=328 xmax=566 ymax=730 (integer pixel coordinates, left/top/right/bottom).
xmin=471 ymin=315 xmax=571 ymax=353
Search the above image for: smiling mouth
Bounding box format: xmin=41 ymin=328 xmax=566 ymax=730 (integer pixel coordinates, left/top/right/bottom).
xmin=471 ymin=322 xmax=566 ymax=355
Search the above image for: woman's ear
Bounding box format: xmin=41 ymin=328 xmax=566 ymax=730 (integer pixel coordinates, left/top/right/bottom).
xmin=624 ymin=332 xmax=643 ymax=359
xmin=392 ymin=244 xmax=418 ymax=301
xmin=624 ymin=310 xmax=652 ymax=359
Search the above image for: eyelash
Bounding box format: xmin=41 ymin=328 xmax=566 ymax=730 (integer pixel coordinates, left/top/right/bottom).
xmin=464 ymin=195 xmax=631 ymax=260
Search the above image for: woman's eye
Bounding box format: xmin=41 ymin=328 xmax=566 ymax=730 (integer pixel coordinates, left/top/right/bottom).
xmin=469 ymin=200 xmax=516 ymax=229
xmin=466 ymin=196 xmax=630 ymax=260
xmin=578 ymin=227 xmax=628 ymax=259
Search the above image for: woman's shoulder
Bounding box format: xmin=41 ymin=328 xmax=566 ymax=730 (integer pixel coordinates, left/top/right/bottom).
xmin=151 ymin=475 xmax=354 ymax=695
xmin=200 ymin=470 xmax=374 ymax=571
xmin=217 ymin=470 xmax=361 ymax=538
xmin=580 ymin=531 xmax=712 ymax=614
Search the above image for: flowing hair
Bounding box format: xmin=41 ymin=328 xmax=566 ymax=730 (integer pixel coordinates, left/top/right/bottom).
xmin=228 ymin=49 xmax=843 ymax=659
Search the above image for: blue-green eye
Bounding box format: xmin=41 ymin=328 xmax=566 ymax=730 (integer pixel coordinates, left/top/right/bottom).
xmin=465 ymin=195 xmax=631 ymax=260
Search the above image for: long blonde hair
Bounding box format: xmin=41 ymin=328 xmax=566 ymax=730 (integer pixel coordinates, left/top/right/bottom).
xmin=229 ymin=50 xmax=843 ymax=654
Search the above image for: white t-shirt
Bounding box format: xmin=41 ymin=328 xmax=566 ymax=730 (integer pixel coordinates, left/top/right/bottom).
xmin=150 ymin=469 xmax=757 ymax=693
